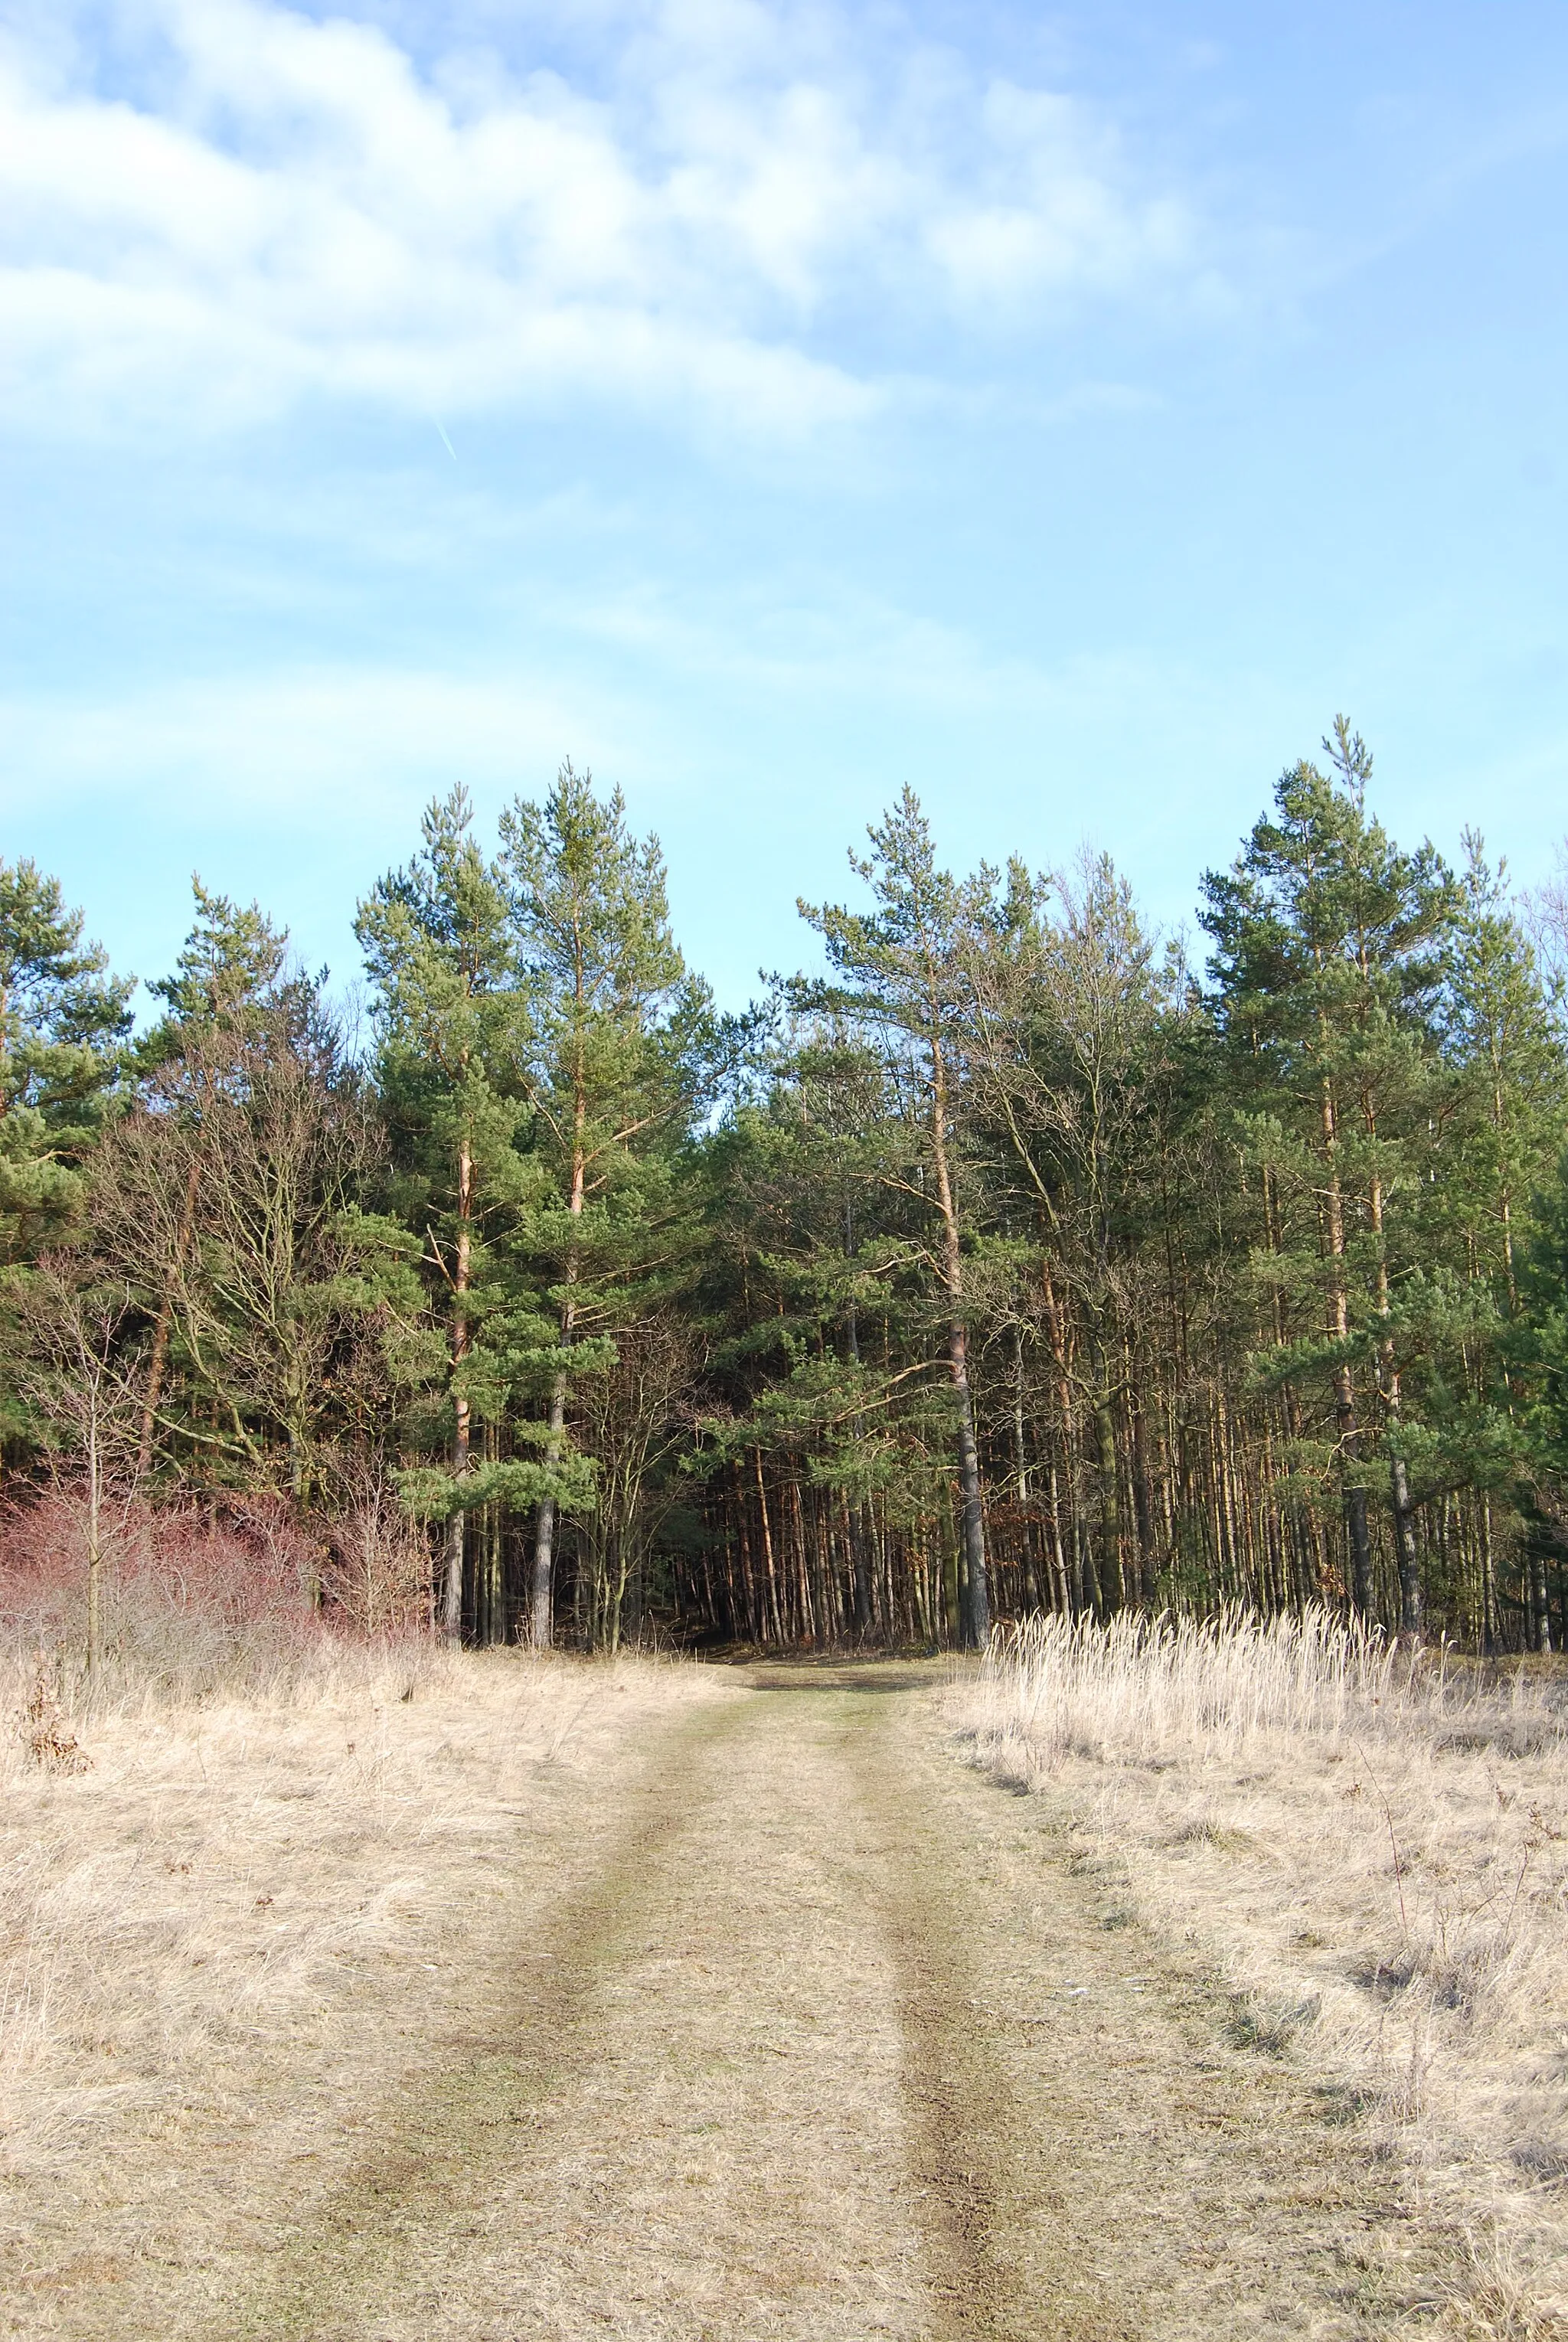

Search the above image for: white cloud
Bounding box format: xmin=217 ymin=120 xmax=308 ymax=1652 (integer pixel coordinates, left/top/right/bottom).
xmin=0 ymin=661 xmax=618 ymax=827
xmin=0 ymin=0 xmax=1199 ymax=439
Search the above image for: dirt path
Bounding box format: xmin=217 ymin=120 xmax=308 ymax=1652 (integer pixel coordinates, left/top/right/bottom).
xmin=193 ymin=1661 xmax=1451 ymax=2342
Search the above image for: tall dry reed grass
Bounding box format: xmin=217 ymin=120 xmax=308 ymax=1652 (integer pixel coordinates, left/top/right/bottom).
xmin=980 ymin=1604 xmax=1557 ymax=1762
xmin=965 ymin=1608 xmax=1568 ymax=2334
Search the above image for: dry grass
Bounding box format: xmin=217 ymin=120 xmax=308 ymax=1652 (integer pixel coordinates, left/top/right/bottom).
xmin=962 ymin=1609 xmax=1568 ymax=2337
xmin=0 ymin=1628 xmax=1517 ymax=2337
xmin=0 ymin=1636 xmax=717 ymax=2336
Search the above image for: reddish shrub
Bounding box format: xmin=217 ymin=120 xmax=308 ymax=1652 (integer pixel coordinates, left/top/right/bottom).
xmin=0 ymin=1485 xmax=337 ymax=1697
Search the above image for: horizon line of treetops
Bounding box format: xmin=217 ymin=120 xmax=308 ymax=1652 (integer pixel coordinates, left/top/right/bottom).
xmin=7 ymin=718 xmax=1568 ymax=1658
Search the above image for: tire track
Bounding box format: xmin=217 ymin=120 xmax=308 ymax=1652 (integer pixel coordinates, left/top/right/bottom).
xmin=219 ymin=1659 xmax=1452 ymax=2341
xmin=830 ymin=1669 xmax=1454 ymax=2340
xmin=828 ymin=1688 xmax=1117 ymax=2340
xmin=220 ymin=1687 xmax=754 ymax=2341
xmin=771 ymin=1670 xmax=1129 ymax=2340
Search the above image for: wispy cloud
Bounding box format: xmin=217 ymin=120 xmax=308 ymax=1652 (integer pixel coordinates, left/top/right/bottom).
xmin=0 ymin=0 xmax=1200 ymax=440
xmin=0 ymin=661 xmax=622 ymax=822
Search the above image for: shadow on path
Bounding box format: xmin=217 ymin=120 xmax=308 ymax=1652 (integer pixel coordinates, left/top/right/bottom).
xmin=743 ymin=1656 xmax=958 ymax=1697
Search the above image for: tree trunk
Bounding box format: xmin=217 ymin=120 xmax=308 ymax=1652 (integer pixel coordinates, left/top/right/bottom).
xmin=848 ymin=1493 xmax=871 ymax=1638
xmin=950 ymin=1324 xmax=989 ymax=1645
xmin=790 ymin=1478 xmax=815 ymax=1644
xmin=1390 ymin=1453 xmax=1423 ymax=1641
xmin=1011 ymin=1322 xmax=1043 ymax=1610
xmin=942 ymin=1492 xmax=962 ymax=1648
xmin=531 ymin=1379 xmax=565 ymax=1649
xmin=753 ymin=1449 xmax=782 ymax=1645
xmin=136 ymin=1154 xmax=201 ymax=1476
xmin=928 ymin=1027 xmax=988 ymax=1645
xmin=1093 ymin=1390 xmax=1124 ymax=1614
xmin=443 ymin=1137 xmax=473 ymax=1645
xmin=1369 ymin=1161 xmax=1421 ymax=1641
xmin=85 ymin=1402 xmax=103 ymax=1684
xmin=1341 ymin=1479 xmax=1372 ymax=1616
xmin=1077 ymin=1515 xmax=1100 ymax=1618
xmin=1047 ymin=1458 xmax=1070 ymax=1613
xmin=531 ymin=1080 xmax=587 ymax=1650
xmin=735 ymin=1464 xmax=760 ymax=1641
xmin=1319 ymin=1076 xmax=1373 ymax=1616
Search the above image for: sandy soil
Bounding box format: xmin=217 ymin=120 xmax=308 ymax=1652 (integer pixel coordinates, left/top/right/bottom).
xmin=3 ymin=1655 xmax=1470 ymax=2338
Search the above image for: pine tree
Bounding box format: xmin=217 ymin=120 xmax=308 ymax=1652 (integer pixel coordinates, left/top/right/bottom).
xmin=0 ymin=859 xmax=131 ymax=1272
xmin=1441 ymin=843 xmax=1568 ymax=1646
xmin=1440 ymin=835 xmax=1567 ymax=1311
xmin=358 ymin=789 xmax=541 ymax=1640
xmin=1200 ymin=720 xmax=1455 ymax=1632
xmin=965 ymin=849 xmax=1172 ymax=1614
xmin=139 ymin=878 xmax=291 ymax=1060
xmin=126 ymin=882 xmax=295 ymax=1474
xmin=798 ymin=789 xmax=998 ymax=1645
xmin=499 ymin=761 xmax=706 ymax=1648
xmin=697 ymin=1019 xmax=942 ymax=1645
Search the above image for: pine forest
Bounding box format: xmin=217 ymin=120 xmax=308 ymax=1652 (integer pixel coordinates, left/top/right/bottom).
xmin=10 ymin=722 xmax=1568 ymax=1661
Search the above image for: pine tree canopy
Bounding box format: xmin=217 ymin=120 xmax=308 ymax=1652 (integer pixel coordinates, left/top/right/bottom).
xmin=8 ymin=724 xmax=1568 ymax=1654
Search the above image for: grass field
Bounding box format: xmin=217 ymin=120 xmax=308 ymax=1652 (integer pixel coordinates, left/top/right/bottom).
xmin=963 ymin=1610 xmax=1568 ymax=2337
xmin=2 ymin=1621 xmax=1563 ymax=2337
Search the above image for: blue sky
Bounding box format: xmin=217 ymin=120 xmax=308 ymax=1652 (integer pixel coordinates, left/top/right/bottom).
xmin=3 ymin=0 xmax=1566 ymax=1008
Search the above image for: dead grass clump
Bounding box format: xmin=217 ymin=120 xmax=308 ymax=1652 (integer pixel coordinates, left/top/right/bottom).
xmin=964 ymin=1607 xmax=1568 ymax=2331
xmin=17 ymin=1659 xmax=90 ymax=1774
xmin=975 ymin=1604 xmax=1553 ymax=1767
xmin=1443 ymin=2229 xmax=1568 ymax=2340
xmin=1227 ymin=1988 xmax=1322 ymax=2056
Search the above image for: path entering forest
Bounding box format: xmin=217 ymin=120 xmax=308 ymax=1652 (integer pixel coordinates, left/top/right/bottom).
xmin=212 ymin=1661 xmax=1448 ymax=2342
